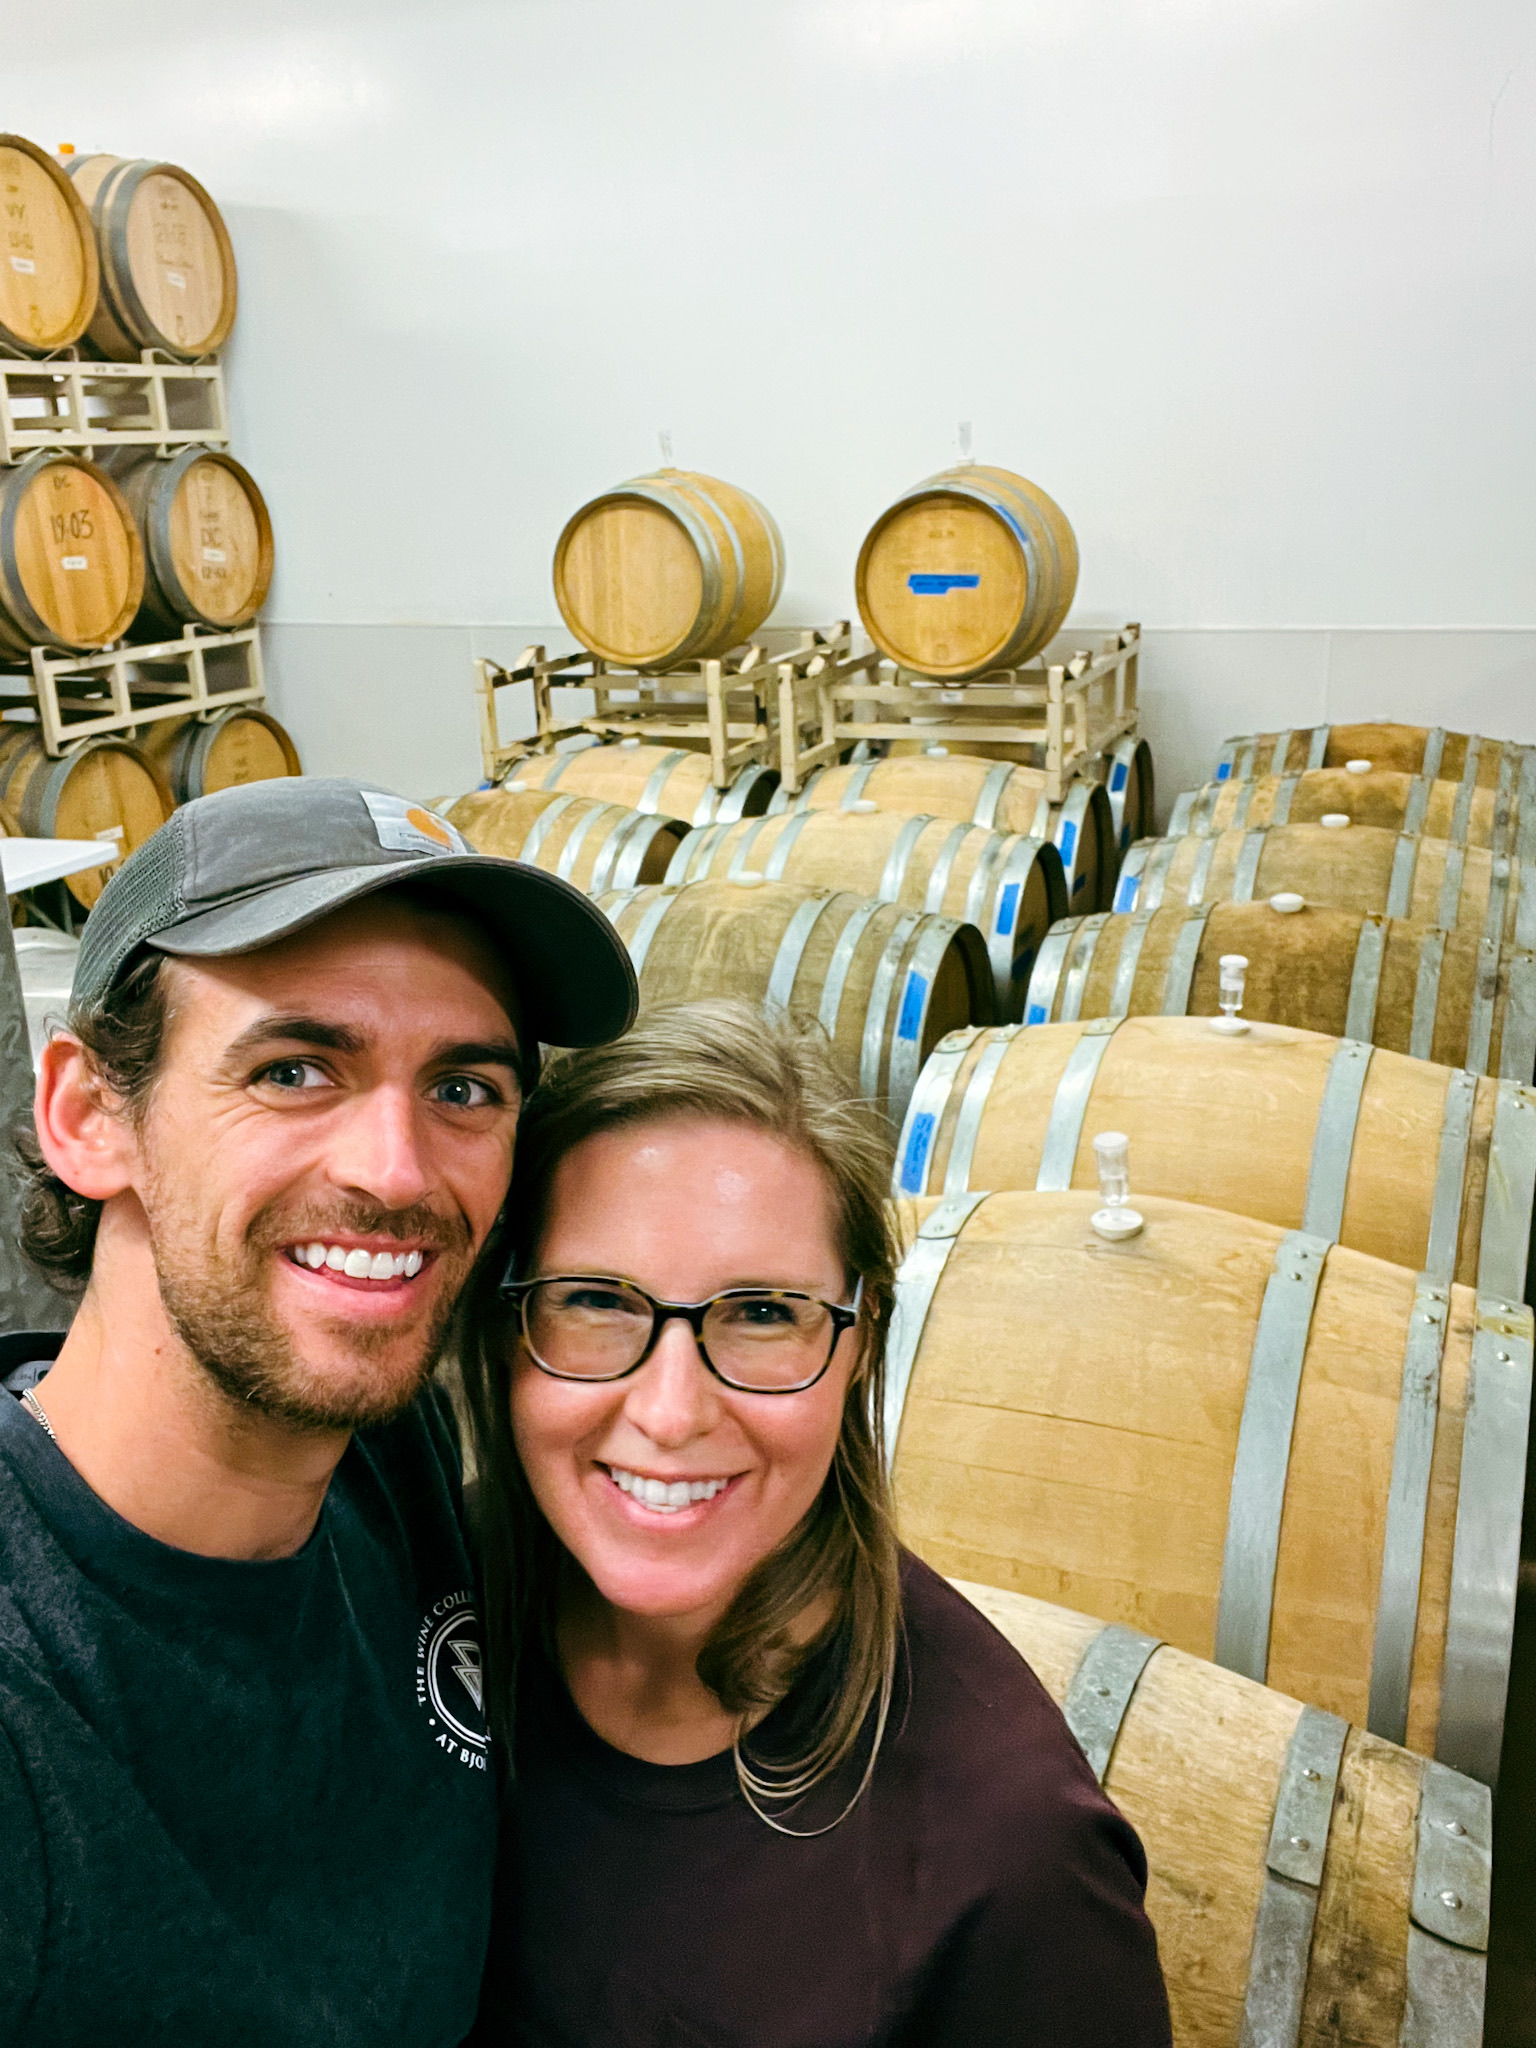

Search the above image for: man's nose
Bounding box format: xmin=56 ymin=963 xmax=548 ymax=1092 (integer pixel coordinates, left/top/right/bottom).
xmin=324 ymin=1085 xmax=435 ymax=1212
xmin=622 ymin=1316 xmax=723 ymax=1449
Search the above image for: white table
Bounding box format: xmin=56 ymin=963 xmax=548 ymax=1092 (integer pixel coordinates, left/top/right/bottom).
xmin=1 ymin=837 xmax=115 ymax=895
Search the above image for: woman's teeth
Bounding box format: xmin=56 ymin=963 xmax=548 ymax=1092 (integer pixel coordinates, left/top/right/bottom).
xmin=288 ymin=1244 xmax=424 ymax=1281
xmin=608 ymin=1466 xmax=730 ymax=1513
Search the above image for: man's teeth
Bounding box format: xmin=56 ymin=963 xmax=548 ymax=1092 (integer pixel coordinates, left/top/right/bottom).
xmin=291 ymin=1244 xmax=424 ymax=1280
xmin=608 ymin=1466 xmax=730 ymax=1512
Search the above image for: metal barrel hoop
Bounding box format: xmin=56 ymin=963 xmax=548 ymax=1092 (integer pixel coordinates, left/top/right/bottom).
xmin=883 ymin=1190 xmax=989 ymax=1469
xmin=1386 ymin=834 xmax=1421 ymax=921
xmin=764 ymin=808 xmax=813 ymax=881
xmin=1239 ymin=1704 xmax=1350 ymax=2048
xmin=765 ymin=890 xmax=839 ymax=1014
xmin=817 ymin=900 xmax=884 ymax=1041
xmin=1399 ymin=1762 xmax=1491 ymax=2048
xmin=1024 ymin=920 xmax=1081 ymax=1026
xmin=837 ymin=761 xmax=877 ymax=812
xmin=1367 ymin=1276 xmax=1451 ymax=1745
xmin=1424 ymin=1069 xmax=1477 ymax=1286
xmin=1185 ymin=834 xmax=1219 ymax=908
xmin=1112 ymin=839 xmax=1151 ymax=914
xmin=877 ymin=813 xmax=934 ymax=902
xmin=1267 ymin=774 xmax=1299 ymax=826
xmin=1436 ymin=1295 xmax=1534 ymax=1785
xmin=1214 ymin=1231 xmax=1332 ymax=1683
xmin=1060 ymin=913 xmax=1111 ymax=1024
xmin=1345 ymin=918 xmax=1389 ymax=1045
xmin=1268 ymin=730 xmax=1295 ymax=777
xmin=1420 ymin=727 xmax=1448 ymax=781
xmin=1034 ymin=1018 xmax=1120 ymax=1191
xmin=892 ymin=1028 xmax=980 ymax=1196
xmin=1465 ymin=939 xmax=1501 ymax=1077
xmin=1409 ymin=929 xmax=1448 ymax=1061
xmin=973 ymin=760 xmax=1015 ymax=833
xmin=1300 ymin=1038 xmax=1374 ymax=1242
xmin=859 ymin=909 xmax=923 ymax=1104
xmin=725 ymin=813 xmax=775 ymax=880
xmin=1062 ymin=1624 xmax=1162 ymax=1784
xmin=1232 ymin=827 xmax=1267 ymax=904
xmin=519 ymin=792 xmax=576 ymax=865
xmin=940 ymin=1026 xmax=1018 ymax=1194
xmin=1161 ymin=907 xmax=1211 ymax=1016
xmin=554 ymin=798 xmax=612 ymax=881
xmin=623 ymin=889 xmax=679 ymax=980
xmin=923 ymin=822 xmax=974 ymax=915
xmin=639 ymin=748 xmax=690 ymax=814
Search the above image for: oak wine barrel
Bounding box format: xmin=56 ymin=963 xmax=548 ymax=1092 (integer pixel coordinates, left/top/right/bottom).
xmin=445 ymin=787 xmax=682 ymax=893
xmin=896 ymin=1013 xmax=1536 ymax=1301
xmin=0 ymin=453 xmax=143 ymax=658
xmin=0 ymin=135 xmax=98 ymax=355
xmin=1218 ymin=723 xmax=1533 ymax=791
xmin=773 ymin=755 xmax=1113 ymax=912
xmin=1116 ymin=822 xmax=1536 ymax=953
xmin=0 ymin=730 xmax=171 ymax=908
xmin=1168 ymin=764 xmax=1527 ymax=855
xmin=65 ymin=154 xmax=236 ymax=360
xmin=553 ymin=468 xmax=784 ymax=669
xmin=108 ymin=450 xmax=273 ymax=634
xmin=138 ymin=708 xmax=300 ymax=803
xmin=854 ymin=465 xmax=1078 ymax=678
xmin=666 ymin=807 xmax=1064 ymax=1020
xmin=956 ymin=1579 xmax=1490 ymax=2048
xmin=1025 ymin=899 xmax=1536 ymax=1080
xmin=504 ymin=741 xmax=776 ymax=826
xmin=889 ymin=1187 xmax=1531 ymax=1782
xmin=593 ymin=878 xmax=993 ymax=1123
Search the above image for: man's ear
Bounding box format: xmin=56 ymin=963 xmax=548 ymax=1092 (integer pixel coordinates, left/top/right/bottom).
xmin=33 ymin=1034 xmax=141 ymax=1200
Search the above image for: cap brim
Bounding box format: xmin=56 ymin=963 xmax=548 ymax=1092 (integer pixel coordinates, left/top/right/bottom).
xmin=146 ymin=855 xmax=639 ymax=1048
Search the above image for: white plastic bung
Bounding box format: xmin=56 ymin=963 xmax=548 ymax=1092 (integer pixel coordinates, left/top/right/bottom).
xmin=1345 ymin=759 xmax=1372 ymax=774
xmin=1211 ymin=952 xmax=1250 ymax=1035
xmin=1270 ymin=892 xmax=1306 ymax=913
xmin=1320 ymin=812 xmax=1350 ymax=829
xmin=851 ymin=799 xmax=880 ymax=813
xmin=734 ymin=871 xmax=765 ymax=886
xmin=925 ymin=745 xmax=951 ymax=758
xmin=1091 ymin=1130 xmax=1144 ymax=1241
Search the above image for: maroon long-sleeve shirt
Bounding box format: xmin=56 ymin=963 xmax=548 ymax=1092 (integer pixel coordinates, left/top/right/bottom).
xmin=474 ymin=1552 xmax=1171 ymax=2046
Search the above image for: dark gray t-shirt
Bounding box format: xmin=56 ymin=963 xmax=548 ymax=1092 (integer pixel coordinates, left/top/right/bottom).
xmin=0 ymin=1377 xmax=497 ymax=2046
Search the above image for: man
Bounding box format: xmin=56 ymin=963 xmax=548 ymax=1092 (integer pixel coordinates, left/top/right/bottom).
xmin=0 ymin=777 xmax=636 ymax=2044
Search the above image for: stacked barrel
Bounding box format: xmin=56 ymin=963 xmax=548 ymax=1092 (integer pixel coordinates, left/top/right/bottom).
xmin=0 ymin=135 xmax=299 ymax=912
xmin=888 ymin=715 xmax=1536 ymax=2038
xmin=441 ymin=463 xmax=1154 ymax=1126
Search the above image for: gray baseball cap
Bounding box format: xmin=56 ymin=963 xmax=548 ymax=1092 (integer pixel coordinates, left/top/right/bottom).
xmin=71 ymin=776 xmax=639 ymax=1048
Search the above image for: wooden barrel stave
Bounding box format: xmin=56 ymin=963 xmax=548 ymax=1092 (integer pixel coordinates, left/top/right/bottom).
xmin=1116 ymin=821 xmax=1536 ymax=954
xmin=0 ymin=733 xmax=171 ymax=907
xmin=894 ymin=1013 xmax=1536 ymax=1300
xmin=1023 ymin=900 xmax=1536 ymax=1080
xmin=553 ymin=468 xmax=784 ymax=669
xmin=1168 ymin=766 xmax=1513 ymax=852
xmin=889 ymin=1188 xmax=1531 ymax=1782
xmin=0 ymin=453 xmax=144 ymax=657
xmin=446 ymin=787 xmax=682 ymax=891
xmin=66 ymin=154 xmax=236 ymax=360
xmin=778 ymin=756 xmax=1113 ymax=913
xmin=137 ymin=708 xmax=300 ymax=802
xmin=855 ymin=465 xmax=1078 ymax=678
xmin=505 ymin=742 xmax=777 ymax=826
xmin=593 ymin=878 xmax=992 ymax=1123
xmin=955 ymin=1578 xmax=1489 ymax=2048
xmin=0 ymin=135 xmax=99 ymax=354
xmin=107 ymin=449 xmax=273 ymax=634
xmin=1218 ymin=721 xmax=1533 ymax=793
xmin=665 ymin=808 xmax=1065 ymax=1021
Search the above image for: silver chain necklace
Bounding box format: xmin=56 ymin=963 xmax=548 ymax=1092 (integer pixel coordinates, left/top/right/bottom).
xmin=19 ymin=1388 xmax=56 ymax=1441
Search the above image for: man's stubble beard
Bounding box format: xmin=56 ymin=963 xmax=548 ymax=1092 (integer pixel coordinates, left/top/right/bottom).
xmin=147 ymin=1179 xmax=477 ymax=1432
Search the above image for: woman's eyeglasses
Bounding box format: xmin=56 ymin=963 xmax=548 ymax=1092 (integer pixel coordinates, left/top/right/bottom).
xmin=501 ymin=1275 xmax=864 ymax=1394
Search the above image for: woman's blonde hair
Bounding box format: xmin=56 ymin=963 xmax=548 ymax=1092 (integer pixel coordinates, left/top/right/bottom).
xmin=458 ymin=997 xmax=904 ymax=1829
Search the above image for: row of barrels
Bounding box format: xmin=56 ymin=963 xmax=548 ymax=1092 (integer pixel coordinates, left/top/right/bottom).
xmin=2 ymin=135 xmax=236 ymax=360
xmin=0 ymin=708 xmax=299 ymax=910
xmin=553 ymin=460 xmax=1080 ymax=678
xmin=0 ymin=447 xmax=274 ymax=659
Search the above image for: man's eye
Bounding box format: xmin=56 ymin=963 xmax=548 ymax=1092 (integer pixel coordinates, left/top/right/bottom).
xmin=258 ymin=1059 xmax=330 ymax=1091
xmin=432 ymin=1075 xmax=499 ymax=1109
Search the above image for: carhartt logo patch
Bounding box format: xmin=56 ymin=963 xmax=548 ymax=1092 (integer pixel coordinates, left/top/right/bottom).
xmin=361 ymin=790 xmax=469 ymax=858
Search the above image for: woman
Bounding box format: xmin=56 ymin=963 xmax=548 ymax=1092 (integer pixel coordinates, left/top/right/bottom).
xmin=461 ymin=1000 xmax=1170 ymax=2046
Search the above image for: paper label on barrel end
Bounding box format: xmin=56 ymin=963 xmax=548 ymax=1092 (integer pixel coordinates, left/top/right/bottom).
xmin=95 ymin=825 xmax=125 ymax=844
xmin=202 ymin=546 xmax=226 ymax=564
xmin=9 ymin=256 xmax=35 ymax=275
xmin=60 ymin=555 xmax=88 ymax=570
xmin=165 ymin=270 xmax=187 ymax=289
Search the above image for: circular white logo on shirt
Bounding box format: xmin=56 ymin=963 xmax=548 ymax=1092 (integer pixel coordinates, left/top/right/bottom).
xmin=415 ymin=1590 xmax=489 ymax=1767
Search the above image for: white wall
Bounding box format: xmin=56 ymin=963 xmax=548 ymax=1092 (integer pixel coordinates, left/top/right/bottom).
xmin=10 ymin=0 xmax=1536 ymax=807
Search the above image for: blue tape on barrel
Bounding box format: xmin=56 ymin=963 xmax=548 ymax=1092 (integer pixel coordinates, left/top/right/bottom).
xmin=900 ymin=1113 xmax=934 ymax=1192
xmin=897 ymin=971 xmax=928 ymax=1041
xmin=996 ymin=880 xmax=1020 ymax=933
xmin=1059 ymin=821 xmax=1077 ymax=864
xmin=1026 ymin=1001 xmax=1049 ymax=1024
xmin=1115 ymin=873 xmax=1140 ymax=912
xmin=1216 ymin=762 xmax=1232 ymax=781
xmin=1110 ymin=763 xmax=1128 ymax=792
xmin=907 ymin=573 xmax=981 ymax=595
